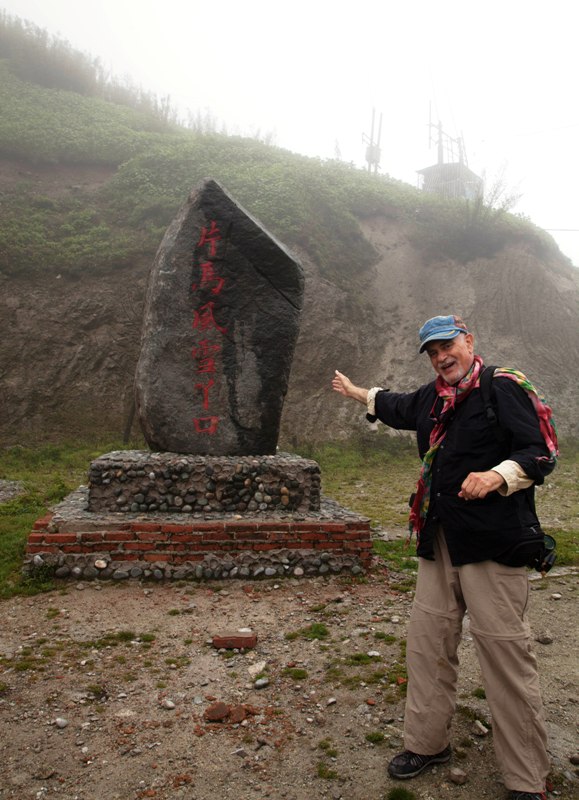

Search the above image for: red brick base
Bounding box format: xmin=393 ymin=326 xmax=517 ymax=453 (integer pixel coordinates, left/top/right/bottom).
xmin=25 ymin=513 xmax=373 ymax=580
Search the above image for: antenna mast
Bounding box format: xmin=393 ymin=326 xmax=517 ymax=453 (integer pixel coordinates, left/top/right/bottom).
xmin=363 ymin=107 xmax=382 ymax=174
xmin=427 ymin=116 xmax=467 ymax=166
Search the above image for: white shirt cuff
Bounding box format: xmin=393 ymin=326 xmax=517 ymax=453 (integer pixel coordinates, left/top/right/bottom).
xmin=367 ymin=387 xmax=383 ymax=417
xmin=493 ymin=460 xmax=533 ymax=496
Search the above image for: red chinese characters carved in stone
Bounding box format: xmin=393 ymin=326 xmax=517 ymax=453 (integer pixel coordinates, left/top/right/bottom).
xmin=197 ymin=221 xmax=221 ymax=258
xmin=193 ymin=416 xmax=220 ymax=434
xmin=192 ymin=302 xmax=227 ymax=335
xmin=192 ymin=339 xmax=221 ymax=374
xmin=191 ymin=261 xmax=225 ymax=296
xmin=194 ymin=378 xmax=215 ymax=411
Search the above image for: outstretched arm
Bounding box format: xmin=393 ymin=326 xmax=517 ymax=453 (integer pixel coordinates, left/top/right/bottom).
xmin=332 ymin=370 xmax=369 ymax=406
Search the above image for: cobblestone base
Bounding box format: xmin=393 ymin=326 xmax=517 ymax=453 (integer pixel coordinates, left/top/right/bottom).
xmin=88 ymin=451 xmax=321 ymax=514
xmin=24 ymin=488 xmax=373 ymax=582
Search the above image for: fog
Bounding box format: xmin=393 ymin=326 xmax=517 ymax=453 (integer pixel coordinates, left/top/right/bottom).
xmin=3 ymin=0 xmax=578 ymax=264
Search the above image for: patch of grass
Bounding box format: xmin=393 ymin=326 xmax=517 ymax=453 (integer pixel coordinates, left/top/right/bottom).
xmin=374 ymin=632 xmax=397 ymax=643
xmin=472 ymin=687 xmax=486 ymax=700
xmin=324 ymin=646 xmax=407 ymax=695
xmin=324 ymin=665 xmax=344 ymax=682
xmin=386 ymin=789 xmax=417 ymax=800
xmin=387 ymin=578 xmax=416 ymax=593
xmin=76 ymin=630 xmax=150 ymax=651
xmin=373 ymin=540 xmax=420 ymax=573
xmin=344 ymin=652 xmax=380 ymax=665
xmin=316 ymin=762 xmax=338 ymax=780
xmin=113 ymin=631 xmax=136 ymax=642
xmin=165 ymin=656 xmax=190 ymax=668
xmin=0 ymin=440 xmax=141 ymax=597
xmin=543 ymin=527 xmax=578 ymax=567
xmin=285 ymin=622 xmax=330 ymax=642
xmin=365 ymin=731 xmax=385 ymax=744
xmin=311 ymin=442 xmax=418 ymax=531
xmin=302 ymin=622 xmax=330 ymax=640
xmin=283 ymin=667 xmax=308 ymax=681
xmin=86 ymin=684 xmax=108 ymax=701
xmin=318 ymin=738 xmax=338 ymax=757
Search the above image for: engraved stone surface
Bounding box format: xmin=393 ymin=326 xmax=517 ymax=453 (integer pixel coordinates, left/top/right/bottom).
xmin=135 ymin=178 xmax=304 ymax=455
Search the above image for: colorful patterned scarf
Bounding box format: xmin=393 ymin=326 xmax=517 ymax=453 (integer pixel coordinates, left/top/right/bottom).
xmin=491 ymin=368 xmax=559 ymax=461
xmin=408 ymin=357 xmax=558 ymax=540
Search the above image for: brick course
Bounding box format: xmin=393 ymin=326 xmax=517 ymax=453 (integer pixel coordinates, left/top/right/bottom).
xmin=25 ymin=503 xmax=373 ymax=581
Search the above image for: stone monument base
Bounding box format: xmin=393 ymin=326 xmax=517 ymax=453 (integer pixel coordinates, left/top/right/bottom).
xmin=24 ymin=488 xmax=373 ymax=582
xmin=87 ymin=451 xmax=321 ymax=515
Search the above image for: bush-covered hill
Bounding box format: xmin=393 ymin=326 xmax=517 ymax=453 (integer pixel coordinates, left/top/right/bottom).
xmin=1 ymin=12 xmax=578 ymax=445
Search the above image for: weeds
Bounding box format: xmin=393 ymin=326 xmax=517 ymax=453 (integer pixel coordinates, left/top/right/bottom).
xmin=374 ymin=632 xmax=397 ymax=643
xmin=318 ymin=738 xmax=338 ymax=758
xmin=386 ymin=789 xmax=417 ymax=800
xmin=285 ymin=622 xmax=329 ymax=642
xmin=316 ymin=762 xmax=338 ymax=780
xmin=283 ymin=667 xmax=308 ymax=681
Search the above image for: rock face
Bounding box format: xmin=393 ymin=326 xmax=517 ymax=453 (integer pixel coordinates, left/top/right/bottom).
xmin=135 ymin=179 xmax=304 ymax=455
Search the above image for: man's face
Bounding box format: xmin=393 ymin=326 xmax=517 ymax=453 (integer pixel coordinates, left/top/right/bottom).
xmin=425 ymin=333 xmax=475 ymax=385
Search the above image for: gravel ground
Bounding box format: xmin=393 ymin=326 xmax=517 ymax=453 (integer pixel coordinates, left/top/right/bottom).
xmin=0 ymin=480 xmax=24 ymax=504
xmin=0 ymin=558 xmax=577 ymax=800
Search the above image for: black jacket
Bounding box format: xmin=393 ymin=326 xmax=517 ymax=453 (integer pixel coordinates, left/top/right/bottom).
xmin=373 ymin=375 xmax=555 ymax=565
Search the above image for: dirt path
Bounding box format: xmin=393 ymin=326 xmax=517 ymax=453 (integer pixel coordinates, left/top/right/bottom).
xmin=0 ymin=564 xmax=577 ymax=800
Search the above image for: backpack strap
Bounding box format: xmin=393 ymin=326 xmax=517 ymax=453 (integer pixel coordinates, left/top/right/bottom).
xmin=479 ymin=365 xmax=507 ymax=443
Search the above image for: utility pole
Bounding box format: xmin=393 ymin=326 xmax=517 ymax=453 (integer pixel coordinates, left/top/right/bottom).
xmin=363 ymin=107 xmax=382 ymax=174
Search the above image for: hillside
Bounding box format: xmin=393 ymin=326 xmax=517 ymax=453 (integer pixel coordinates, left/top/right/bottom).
xmin=1 ymin=17 xmax=578 ymax=446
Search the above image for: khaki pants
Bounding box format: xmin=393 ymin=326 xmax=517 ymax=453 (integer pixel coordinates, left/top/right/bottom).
xmin=403 ymin=529 xmax=549 ymax=793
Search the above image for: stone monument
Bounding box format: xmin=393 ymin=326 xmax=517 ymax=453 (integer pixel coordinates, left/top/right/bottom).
xmin=135 ymin=178 xmax=303 ymax=456
xmin=25 ymin=180 xmax=372 ymax=581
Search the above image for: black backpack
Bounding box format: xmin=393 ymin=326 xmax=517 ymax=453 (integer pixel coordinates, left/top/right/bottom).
xmin=480 ymin=366 xmax=557 ymax=574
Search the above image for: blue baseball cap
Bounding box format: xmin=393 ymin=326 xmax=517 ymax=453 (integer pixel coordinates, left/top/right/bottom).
xmin=419 ymin=315 xmax=469 ymax=353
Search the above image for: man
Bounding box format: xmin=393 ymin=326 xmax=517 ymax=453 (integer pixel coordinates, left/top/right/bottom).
xmin=332 ymin=314 xmax=558 ymax=800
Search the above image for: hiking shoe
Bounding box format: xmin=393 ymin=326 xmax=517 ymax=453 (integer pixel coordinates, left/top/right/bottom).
xmin=387 ymin=745 xmax=451 ymax=779
xmin=508 ymin=793 xmax=546 ymax=800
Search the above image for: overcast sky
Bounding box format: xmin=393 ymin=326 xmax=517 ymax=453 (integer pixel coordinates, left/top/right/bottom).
xmin=3 ymin=0 xmax=579 ymax=265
